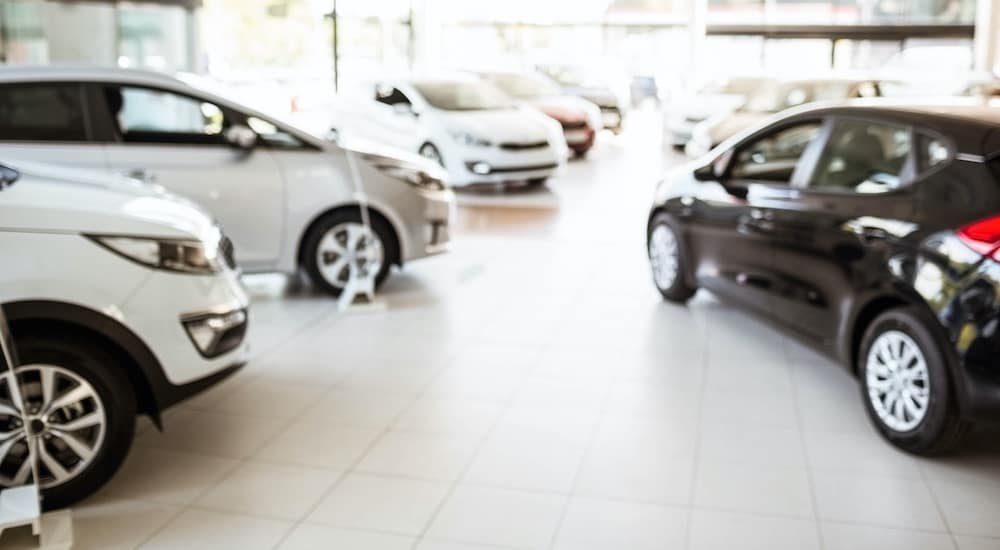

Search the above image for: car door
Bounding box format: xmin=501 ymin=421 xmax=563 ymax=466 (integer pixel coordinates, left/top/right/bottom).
xmin=0 ymin=82 xmax=108 ymax=171
xmin=763 ymin=117 xmax=920 ymax=343
xmin=91 ymin=83 xmax=286 ymax=269
xmin=687 ymin=119 xmax=826 ymax=315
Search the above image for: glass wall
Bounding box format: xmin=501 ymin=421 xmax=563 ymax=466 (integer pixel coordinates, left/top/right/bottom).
xmin=0 ymin=0 xmax=194 ymax=71
xmin=706 ymin=0 xmax=977 ymax=24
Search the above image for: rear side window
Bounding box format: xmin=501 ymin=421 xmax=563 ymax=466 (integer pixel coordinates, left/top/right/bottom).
xmin=0 ymin=83 xmax=87 ymax=142
xmin=808 ymin=119 xmax=912 ymax=194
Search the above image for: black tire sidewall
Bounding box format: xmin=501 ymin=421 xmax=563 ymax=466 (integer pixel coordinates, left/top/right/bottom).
xmin=858 ymin=307 xmax=956 ymax=454
xmin=14 ymin=333 xmax=136 ymax=510
xmin=647 ymin=212 xmax=696 ymax=302
xmin=303 ymin=209 xmax=396 ymax=297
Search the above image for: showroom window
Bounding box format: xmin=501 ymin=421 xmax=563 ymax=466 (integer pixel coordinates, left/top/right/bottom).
xmin=106 ymin=86 xmax=226 ymax=144
xmin=0 ymin=83 xmax=87 ymax=142
xmin=808 ymin=120 xmax=912 ymax=193
xmin=730 ymin=122 xmax=823 ymax=183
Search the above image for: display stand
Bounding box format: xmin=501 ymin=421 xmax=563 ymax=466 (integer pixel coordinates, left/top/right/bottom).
xmin=0 ymin=307 xmax=73 ymax=549
xmin=337 ymin=150 xmax=388 ymax=313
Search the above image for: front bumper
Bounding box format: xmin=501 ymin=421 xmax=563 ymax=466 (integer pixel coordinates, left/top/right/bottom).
xmin=404 ymin=188 xmax=455 ymax=261
xmin=447 ymin=144 xmax=562 ymax=186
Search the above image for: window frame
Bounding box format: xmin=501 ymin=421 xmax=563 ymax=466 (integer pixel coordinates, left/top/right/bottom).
xmin=796 ymin=115 xmax=919 ymax=196
xmin=0 ymin=81 xmax=94 ymax=144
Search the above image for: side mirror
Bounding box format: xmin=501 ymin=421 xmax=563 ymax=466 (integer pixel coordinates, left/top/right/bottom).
xmin=694 ymin=149 xmax=733 ymax=181
xmin=225 ymin=125 xmax=258 ymax=151
xmin=0 ymin=165 xmax=19 ymax=189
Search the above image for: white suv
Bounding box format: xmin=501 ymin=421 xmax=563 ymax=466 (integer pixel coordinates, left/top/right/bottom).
xmin=0 ymin=160 xmax=249 ymax=509
xmin=0 ymin=66 xmax=455 ymax=296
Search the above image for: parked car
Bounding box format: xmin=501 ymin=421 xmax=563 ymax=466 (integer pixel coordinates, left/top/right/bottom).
xmin=647 ymin=102 xmax=1000 ymax=454
xmin=539 ymin=65 xmax=625 ymax=134
xmin=373 ymin=76 xmax=568 ymax=188
xmin=685 ymin=78 xmax=885 ymax=157
xmin=0 ymin=160 xmax=249 ymax=507
xmin=480 ymin=71 xmax=602 ymax=158
xmin=0 ymin=66 xmax=455 ymax=297
xmin=665 ymin=76 xmax=771 ymax=147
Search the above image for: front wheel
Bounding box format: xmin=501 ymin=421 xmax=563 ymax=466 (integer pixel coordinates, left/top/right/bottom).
xmin=302 ymin=209 xmax=398 ymax=297
xmin=859 ymin=307 xmax=971 ymax=455
xmin=647 ymin=213 xmax=696 ymax=303
xmin=1 ymin=332 xmax=136 ymax=509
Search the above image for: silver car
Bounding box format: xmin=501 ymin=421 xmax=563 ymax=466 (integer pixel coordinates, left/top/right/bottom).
xmin=0 ymin=66 xmax=455 ymax=296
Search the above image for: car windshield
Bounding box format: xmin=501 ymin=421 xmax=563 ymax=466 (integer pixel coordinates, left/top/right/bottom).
xmin=486 ymin=74 xmax=562 ymax=99
xmin=413 ymin=80 xmax=514 ymax=111
xmin=742 ymin=81 xmax=854 ymax=113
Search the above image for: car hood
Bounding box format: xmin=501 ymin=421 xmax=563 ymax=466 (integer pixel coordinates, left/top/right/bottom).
xmin=0 ymin=160 xmax=218 ymax=241
xmin=439 ymin=108 xmax=552 ymax=144
xmin=525 ymin=96 xmax=603 ymax=129
xmin=706 ymin=111 xmax=769 ymax=145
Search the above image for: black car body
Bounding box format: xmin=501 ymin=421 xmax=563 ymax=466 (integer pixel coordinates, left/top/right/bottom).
xmin=647 ymin=102 xmax=1000 ymax=453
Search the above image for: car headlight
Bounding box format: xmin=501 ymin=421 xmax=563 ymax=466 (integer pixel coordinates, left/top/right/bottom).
xmin=88 ymin=235 xmax=222 ymax=274
xmin=368 ymin=157 xmax=448 ymax=191
xmin=449 ymin=130 xmax=492 ymax=147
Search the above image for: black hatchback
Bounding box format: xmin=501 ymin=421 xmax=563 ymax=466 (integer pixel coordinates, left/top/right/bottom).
xmin=647 ymin=102 xmax=1000 ymax=454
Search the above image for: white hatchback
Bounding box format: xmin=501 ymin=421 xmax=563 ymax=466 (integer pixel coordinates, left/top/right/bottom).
xmin=371 ymin=76 xmax=569 ymax=188
xmin=0 ymin=160 xmax=249 ymax=508
xmin=0 ymin=66 xmax=455 ymax=296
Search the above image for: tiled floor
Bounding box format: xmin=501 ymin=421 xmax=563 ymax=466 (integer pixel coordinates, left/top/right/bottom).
xmin=4 ymin=113 xmax=1000 ymax=550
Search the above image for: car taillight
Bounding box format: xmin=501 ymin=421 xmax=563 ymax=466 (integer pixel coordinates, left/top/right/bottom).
xmin=958 ymin=215 xmax=1000 ymax=261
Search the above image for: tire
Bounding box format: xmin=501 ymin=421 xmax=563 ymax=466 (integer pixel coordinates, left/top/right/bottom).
xmin=302 ymin=209 xmax=398 ymax=297
xmin=419 ymin=142 xmax=444 ymax=167
xmin=2 ymin=331 xmax=136 ymax=509
xmin=647 ymin=212 xmax=697 ymax=303
xmin=858 ymin=307 xmax=971 ymax=455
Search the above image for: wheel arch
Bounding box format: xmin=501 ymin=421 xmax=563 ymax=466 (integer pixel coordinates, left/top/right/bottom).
xmin=296 ymin=203 xmax=404 ymax=268
xmin=3 ymin=300 xmax=164 ymax=428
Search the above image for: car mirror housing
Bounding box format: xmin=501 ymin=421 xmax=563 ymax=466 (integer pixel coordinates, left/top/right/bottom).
xmin=225 ymin=125 xmax=258 ymax=151
xmin=0 ymin=165 xmax=19 ymax=189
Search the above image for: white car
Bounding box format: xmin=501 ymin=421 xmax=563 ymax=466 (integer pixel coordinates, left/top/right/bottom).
xmin=664 ymin=77 xmax=770 ymax=147
xmin=372 ymin=76 xmax=568 ymax=188
xmin=480 ymin=71 xmax=603 ymax=158
xmin=0 ymin=160 xmax=249 ymax=508
xmin=0 ymin=66 xmax=455 ymax=297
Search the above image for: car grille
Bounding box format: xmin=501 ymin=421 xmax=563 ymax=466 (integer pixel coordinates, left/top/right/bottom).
xmin=561 ymin=120 xmax=588 ymax=130
xmin=499 ymin=141 xmax=548 ymax=151
xmin=220 ymin=235 xmax=237 ymax=270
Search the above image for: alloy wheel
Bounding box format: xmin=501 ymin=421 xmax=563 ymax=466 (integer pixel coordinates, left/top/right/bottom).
xmin=866 ymin=330 xmax=931 ymax=432
xmin=649 ymin=225 xmax=680 ymax=290
xmin=316 ymin=222 xmax=385 ymax=290
xmin=0 ymin=364 xmax=107 ymax=489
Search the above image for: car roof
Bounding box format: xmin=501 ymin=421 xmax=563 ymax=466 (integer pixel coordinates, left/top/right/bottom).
xmin=794 ymin=99 xmax=1000 ymax=128
xmin=0 ymin=65 xmax=185 ymax=87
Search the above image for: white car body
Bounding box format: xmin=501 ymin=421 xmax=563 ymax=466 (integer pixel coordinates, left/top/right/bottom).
xmin=0 ymin=159 xmax=249 ymax=505
xmin=0 ymin=66 xmax=455 ymax=287
xmin=373 ymin=77 xmax=568 ymax=187
xmin=286 ymin=94 xmax=432 ymax=155
xmin=665 ymin=77 xmax=770 ymax=146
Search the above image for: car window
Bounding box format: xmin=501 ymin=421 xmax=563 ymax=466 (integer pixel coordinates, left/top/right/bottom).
xmin=730 ymin=122 xmax=822 ymax=183
xmin=808 ymin=120 xmax=912 ymax=194
xmin=0 ymin=83 xmax=87 ymax=142
xmin=104 ymin=86 xmax=226 ymax=144
xmin=918 ymin=135 xmax=951 ymax=172
xmin=247 ymin=116 xmax=304 ymax=149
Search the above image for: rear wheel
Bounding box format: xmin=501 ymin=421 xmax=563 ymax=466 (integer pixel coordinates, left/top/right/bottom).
xmin=859 ymin=307 xmax=971 ymax=455
xmin=647 ymin=213 xmax=697 ymax=303
xmin=1 ymin=332 xmax=135 ymax=509
xmin=302 ymin=209 xmax=398 ymax=297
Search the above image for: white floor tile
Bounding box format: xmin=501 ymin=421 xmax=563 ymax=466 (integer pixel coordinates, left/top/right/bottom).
xmin=97 ymin=447 xmax=239 ymax=505
xmin=930 ymin=480 xmax=1000 ymax=537
xmin=254 ymin=419 xmax=382 ymax=469
xmin=278 ymin=524 xmax=414 ymax=550
xmin=694 ymin=461 xmax=814 ymax=518
xmin=689 ymin=509 xmax=820 ymax=550
xmin=821 ymin=522 xmax=956 ymax=550
xmin=812 ymin=471 xmax=946 ymax=531
xmin=356 ymin=430 xmax=480 ymax=481
xmin=140 ymin=508 xmax=293 ymax=550
xmin=69 ymin=497 xmax=180 ymax=550
xmin=553 ymin=497 xmax=688 ymax=550
xmin=307 ymin=473 xmax=451 ymax=536
xmin=134 ymin=409 xmax=287 ymax=459
xmin=195 ymin=461 xmax=341 ymax=520
xmin=426 ymin=485 xmax=566 ymax=550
